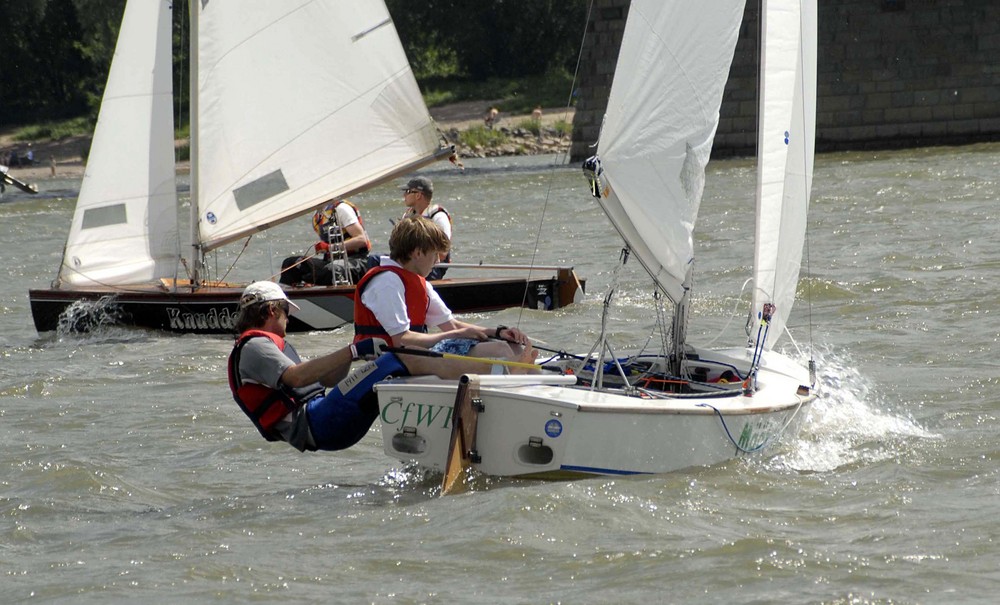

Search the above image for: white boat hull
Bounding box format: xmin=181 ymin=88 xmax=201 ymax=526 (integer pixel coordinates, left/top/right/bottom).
xmin=375 ymin=348 xmax=815 ymax=478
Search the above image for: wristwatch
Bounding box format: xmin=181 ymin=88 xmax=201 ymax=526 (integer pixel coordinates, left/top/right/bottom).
xmin=494 ymin=325 xmax=508 ymax=339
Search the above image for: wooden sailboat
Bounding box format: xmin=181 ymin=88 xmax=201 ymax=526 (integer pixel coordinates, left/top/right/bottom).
xmin=28 ymin=0 xmax=582 ymax=335
xmin=376 ymin=0 xmax=819 ymax=485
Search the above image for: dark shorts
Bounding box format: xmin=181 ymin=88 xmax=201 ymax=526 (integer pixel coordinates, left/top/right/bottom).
xmin=305 ymin=353 xmax=409 ymax=451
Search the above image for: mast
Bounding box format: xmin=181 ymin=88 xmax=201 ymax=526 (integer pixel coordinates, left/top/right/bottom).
xmin=187 ymin=0 xmax=201 ymax=287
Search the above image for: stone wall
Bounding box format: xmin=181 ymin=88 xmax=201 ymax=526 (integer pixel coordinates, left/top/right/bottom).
xmin=571 ymin=0 xmax=1000 ymax=161
xmin=569 ymin=0 xmax=630 ymax=162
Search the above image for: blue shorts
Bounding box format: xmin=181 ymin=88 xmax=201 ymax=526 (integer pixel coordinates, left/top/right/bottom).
xmin=306 ymin=353 xmax=409 ymax=451
xmin=431 ymin=338 xmax=478 ymax=356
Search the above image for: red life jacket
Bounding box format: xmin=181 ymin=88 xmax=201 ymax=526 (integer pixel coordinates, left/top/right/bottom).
xmin=353 ymin=265 xmax=429 ymax=345
xmin=227 ymin=329 xmax=305 ymax=441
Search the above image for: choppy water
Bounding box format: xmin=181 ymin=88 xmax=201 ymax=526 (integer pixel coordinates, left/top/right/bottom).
xmin=2 ymin=144 xmax=998 ymax=603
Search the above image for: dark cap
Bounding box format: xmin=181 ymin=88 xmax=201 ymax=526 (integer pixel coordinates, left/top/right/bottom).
xmin=403 ymin=176 xmax=433 ymax=195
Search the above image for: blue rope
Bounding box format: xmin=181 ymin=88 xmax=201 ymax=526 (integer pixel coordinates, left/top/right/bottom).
xmin=696 ymin=402 xmax=770 ymax=454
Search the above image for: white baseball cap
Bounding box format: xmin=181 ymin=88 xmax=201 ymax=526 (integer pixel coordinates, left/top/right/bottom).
xmin=239 ymin=281 xmax=300 ymax=310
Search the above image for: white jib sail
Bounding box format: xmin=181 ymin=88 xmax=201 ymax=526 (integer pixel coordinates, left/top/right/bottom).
xmin=60 ymin=0 xmax=179 ymax=287
xmin=751 ymin=0 xmax=817 ymax=349
xmin=195 ymin=0 xmax=443 ymax=252
xmin=595 ymin=0 xmax=747 ymax=303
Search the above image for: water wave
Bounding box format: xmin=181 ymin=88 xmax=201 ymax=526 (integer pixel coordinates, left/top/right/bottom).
xmin=771 ymin=345 xmax=937 ymax=474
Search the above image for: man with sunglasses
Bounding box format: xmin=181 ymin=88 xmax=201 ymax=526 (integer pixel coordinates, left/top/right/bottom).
xmin=401 ymin=176 xmax=452 ymax=280
xmin=228 ymin=281 xmax=503 ymax=453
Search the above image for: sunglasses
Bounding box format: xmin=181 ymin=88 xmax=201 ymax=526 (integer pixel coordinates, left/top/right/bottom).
xmin=404 ymin=188 xmax=422 ymax=195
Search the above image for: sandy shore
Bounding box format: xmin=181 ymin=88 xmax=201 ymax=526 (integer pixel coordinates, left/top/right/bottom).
xmin=0 ymin=102 xmax=575 ymax=185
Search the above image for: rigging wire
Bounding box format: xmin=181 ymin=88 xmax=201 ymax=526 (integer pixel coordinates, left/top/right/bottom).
xmin=217 ymin=237 xmax=253 ymax=284
xmin=514 ymin=0 xmax=597 ymax=328
xmin=798 ymin=1 xmax=818 ymax=385
xmin=704 ymin=278 xmax=753 ymax=347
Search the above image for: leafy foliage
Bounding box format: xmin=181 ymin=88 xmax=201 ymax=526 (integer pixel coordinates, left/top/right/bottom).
xmin=2 ymin=0 xmax=588 ymax=132
xmin=11 ymin=116 xmax=92 ymax=141
xmin=420 ymin=69 xmax=577 ymax=114
xmin=457 ymin=126 xmax=509 ymax=149
xmin=1 ymin=0 xmax=124 ymax=125
xmin=385 ymin=0 xmax=588 ymax=80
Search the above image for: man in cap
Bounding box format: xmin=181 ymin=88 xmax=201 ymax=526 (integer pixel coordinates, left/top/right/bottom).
xmin=401 ymin=176 xmax=452 ymax=280
xmin=227 ymin=281 xmax=497 ymax=452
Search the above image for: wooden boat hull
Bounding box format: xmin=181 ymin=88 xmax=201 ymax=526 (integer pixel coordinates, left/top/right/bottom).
xmin=29 ymin=269 xmax=583 ymax=334
xmin=374 ymin=348 xmax=815 ymax=478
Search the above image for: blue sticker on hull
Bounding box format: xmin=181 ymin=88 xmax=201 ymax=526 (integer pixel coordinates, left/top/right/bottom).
xmin=545 ymin=419 xmax=563 ymax=438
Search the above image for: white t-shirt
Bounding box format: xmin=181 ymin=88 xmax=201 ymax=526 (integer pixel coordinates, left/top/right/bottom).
xmin=334 ymin=202 xmax=360 ymax=230
xmin=359 ymin=258 xmax=453 ymax=337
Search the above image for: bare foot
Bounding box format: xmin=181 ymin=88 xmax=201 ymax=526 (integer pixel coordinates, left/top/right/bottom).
xmin=509 ymin=345 xmax=539 ymax=375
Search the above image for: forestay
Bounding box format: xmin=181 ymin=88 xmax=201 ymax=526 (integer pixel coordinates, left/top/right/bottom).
xmin=594 ymin=0 xmax=746 ymax=303
xmin=194 ymin=1 xmax=444 ymax=253
xmin=751 ymin=0 xmax=817 ymax=348
xmin=59 ymin=0 xmax=179 ymax=287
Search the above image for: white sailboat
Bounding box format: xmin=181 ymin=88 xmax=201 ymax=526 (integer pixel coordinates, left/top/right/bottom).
xmin=28 ymin=0 xmax=581 ymax=334
xmin=375 ymin=0 xmax=819 ymax=484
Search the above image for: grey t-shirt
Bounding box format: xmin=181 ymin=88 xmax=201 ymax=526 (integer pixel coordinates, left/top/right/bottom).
xmin=238 ymin=336 xmax=323 ymax=451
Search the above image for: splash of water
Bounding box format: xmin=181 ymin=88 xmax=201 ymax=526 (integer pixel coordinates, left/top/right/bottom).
xmin=771 ymin=345 xmax=938 ymax=473
xmin=56 ymin=295 xmax=125 ymax=335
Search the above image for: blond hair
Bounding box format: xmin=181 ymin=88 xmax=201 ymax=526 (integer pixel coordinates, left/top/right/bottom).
xmin=389 ymin=216 xmax=450 ymax=263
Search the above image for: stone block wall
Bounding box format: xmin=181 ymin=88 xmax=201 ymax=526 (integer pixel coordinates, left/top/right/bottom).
xmin=571 ymin=0 xmax=1000 ymax=161
xmin=569 ymin=0 xmax=630 ymax=162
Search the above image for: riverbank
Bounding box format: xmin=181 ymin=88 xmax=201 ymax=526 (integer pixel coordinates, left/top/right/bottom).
xmin=0 ymin=102 xmax=574 ymax=185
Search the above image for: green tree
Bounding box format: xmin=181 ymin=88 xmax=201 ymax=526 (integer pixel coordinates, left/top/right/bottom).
xmin=0 ymin=0 xmax=46 ymax=122
xmin=387 ymin=0 xmax=587 ymax=80
xmin=72 ymin=0 xmax=127 ymax=117
xmin=35 ymin=0 xmax=90 ymax=117
xmin=172 ymin=0 xmax=191 ymax=131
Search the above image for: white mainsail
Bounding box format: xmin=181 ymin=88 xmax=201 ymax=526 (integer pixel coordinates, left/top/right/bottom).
xmin=58 ymin=0 xmax=447 ymax=287
xmin=59 ymin=0 xmax=178 ymax=287
xmin=751 ymin=0 xmax=817 ymax=348
xmin=595 ymin=0 xmax=747 ymax=303
xmin=194 ymin=1 xmax=444 ymax=253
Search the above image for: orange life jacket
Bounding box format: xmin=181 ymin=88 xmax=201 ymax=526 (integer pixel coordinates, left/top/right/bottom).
xmin=353 ymin=265 xmax=429 ymax=345
xmin=228 ymin=329 xmax=310 ymax=441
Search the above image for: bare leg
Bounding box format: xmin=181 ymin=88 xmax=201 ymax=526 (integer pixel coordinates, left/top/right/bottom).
xmin=394 ymin=345 xmax=537 ymax=379
xmin=394 ymin=352 xmax=489 ymax=379
xmin=468 ymin=340 xmax=521 ymax=359
xmin=505 ymin=345 xmax=539 ymax=375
